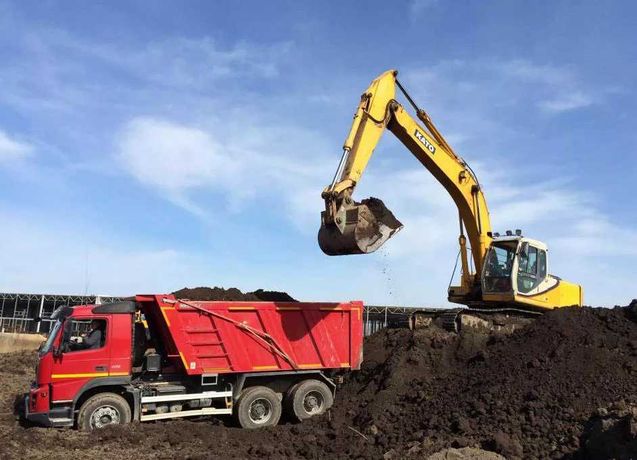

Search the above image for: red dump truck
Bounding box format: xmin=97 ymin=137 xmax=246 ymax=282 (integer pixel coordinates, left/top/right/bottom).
xmin=22 ymin=294 xmax=363 ymax=430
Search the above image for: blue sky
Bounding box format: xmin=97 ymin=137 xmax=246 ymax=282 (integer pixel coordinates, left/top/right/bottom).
xmin=0 ymin=0 xmax=635 ymax=306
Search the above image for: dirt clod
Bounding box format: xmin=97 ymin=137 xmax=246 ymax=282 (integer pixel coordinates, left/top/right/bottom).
xmin=361 ymin=197 xmax=402 ymax=231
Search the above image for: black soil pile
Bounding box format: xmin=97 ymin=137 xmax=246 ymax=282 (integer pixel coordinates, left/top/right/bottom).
xmin=576 ymin=401 xmax=637 ymax=459
xmin=3 ymin=305 xmax=637 ymax=459
xmin=172 ymin=286 xmax=297 ymax=302
xmin=330 ymin=306 xmax=637 ymax=459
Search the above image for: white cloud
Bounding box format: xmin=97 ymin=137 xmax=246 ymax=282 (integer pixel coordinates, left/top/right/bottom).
xmin=117 ymin=117 xmax=239 ymax=191
xmin=117 ymin=117 xmax=249 ymax=217
xmin=116 ymin=115 xmax=334 ymax=221
xmin=0 ymin=130 xmax=32 ymax=161
xmin=493 ymin=59 xmax=594 ymax=113
xmin=498 ymin=59 xmax=570 ymax=86
xmin=410 ymin=0 xmax=440 ymax=14
xmin=81 ymin=37 xmax=290 ymax=88
xmin=0 ymin=208 xmax=187 ymax=295
xmin=404 ymin=59 xmax=596 ymax=130
xmin=0 ymin=29 xmax=291 ymax=120
xmin=538 ymin=91 xmax=593 ymax=113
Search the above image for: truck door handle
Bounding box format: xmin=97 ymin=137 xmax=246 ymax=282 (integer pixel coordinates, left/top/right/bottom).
xmin=95 ymin=366 xmax=107 ymax=372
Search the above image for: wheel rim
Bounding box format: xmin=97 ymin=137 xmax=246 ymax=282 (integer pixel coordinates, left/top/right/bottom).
xmin=302 ymin=390 xmax=324 ymax=415
xmin=248 ymin=398 xmax=273 ymax=425
xmin=90 ymin=405 xmax=121 ymax=429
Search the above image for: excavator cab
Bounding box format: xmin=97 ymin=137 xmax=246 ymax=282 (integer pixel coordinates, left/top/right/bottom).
xmin=482 ymin=236 xmax=560 ymax=305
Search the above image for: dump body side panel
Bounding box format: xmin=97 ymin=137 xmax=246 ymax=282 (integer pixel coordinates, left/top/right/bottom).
xmin=137 ymin=295 xmax=363 ymax=375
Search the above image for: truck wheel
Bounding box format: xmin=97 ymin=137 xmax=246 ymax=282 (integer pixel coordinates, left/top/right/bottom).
xmin=77 ymin=393 xmax=131 ymax=431
xmin=284 ymin=379 xmax=333 ymax=421
xmin=235 ymin=386 xmax=281 ymax=429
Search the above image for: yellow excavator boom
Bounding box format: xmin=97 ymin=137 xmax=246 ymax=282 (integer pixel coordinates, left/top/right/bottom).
xmin=321 ymin=70 xmax=491 ymax=297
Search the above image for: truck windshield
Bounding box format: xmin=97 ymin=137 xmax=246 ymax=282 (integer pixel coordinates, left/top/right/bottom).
xmin=483 ymin=242 xmax=517 ymax=293
xmin=39 ymin=320 xmax=62 ymax=356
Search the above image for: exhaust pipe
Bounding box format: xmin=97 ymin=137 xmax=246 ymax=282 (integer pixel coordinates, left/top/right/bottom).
xmin=318 ymin=197 xmax=403 ymax=255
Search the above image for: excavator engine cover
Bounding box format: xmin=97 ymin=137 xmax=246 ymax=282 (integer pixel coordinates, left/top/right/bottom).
xmin=318 ymin=197 xmax=403 ymax=255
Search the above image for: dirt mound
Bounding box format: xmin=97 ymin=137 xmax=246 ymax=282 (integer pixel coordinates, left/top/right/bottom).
xmin=0 ymin=351 xmax=38 ymax=439
xmin=172 ymin=286 xmax=297 ymax=302
xmin=0 ymin=333 xmax=46 ymax=354
xmin=2 ymin=305 xmax=637 ymax=459
xmin=334 ymin=306 xmax=637 ymax=459
xmin=574 ymin=402 xmax=637 ymax=459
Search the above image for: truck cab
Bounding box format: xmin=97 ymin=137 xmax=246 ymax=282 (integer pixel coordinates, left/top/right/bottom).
xmin=25 ymin=301 xmax=137 ymax=428
xmin=23 ymin=295 xmax=363 ymax=430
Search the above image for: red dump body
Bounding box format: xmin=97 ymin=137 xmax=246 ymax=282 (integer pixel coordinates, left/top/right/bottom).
xmin=137 ymin=294 xmax=364 ymax=375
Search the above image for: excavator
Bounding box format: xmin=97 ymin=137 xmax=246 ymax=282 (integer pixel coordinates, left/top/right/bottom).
xmin=318 ymin=70 xmax=583 ymax=331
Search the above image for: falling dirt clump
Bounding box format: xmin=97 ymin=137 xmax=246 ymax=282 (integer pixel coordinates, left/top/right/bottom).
xmin=2 ymin=304 xmax=637 ymax=459
xmin=172 ymin=286 xmax=297 ymax=302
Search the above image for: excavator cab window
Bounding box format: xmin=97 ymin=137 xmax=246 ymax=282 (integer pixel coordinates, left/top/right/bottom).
xmin=483 ymin=243 xmax=516 ymax=293
xmin=516 ymin=245 xmax=547 ymax=293
xmin=538 ymin=250 xmax=547 ymax=279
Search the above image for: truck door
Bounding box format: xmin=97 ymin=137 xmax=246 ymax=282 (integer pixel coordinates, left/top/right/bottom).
xmin=49 ymin=316 xmax=111 ymax=403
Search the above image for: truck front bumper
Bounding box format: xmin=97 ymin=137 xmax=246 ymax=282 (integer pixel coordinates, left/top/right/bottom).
xmin=21 ymin=393 xmax=73 ymax=428
xmin=21 ymin=394 xmax=53 ymax=427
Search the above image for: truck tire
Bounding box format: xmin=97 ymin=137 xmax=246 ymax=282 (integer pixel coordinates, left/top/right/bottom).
xmin=77 ymin=392 xmax=131 ymax=431
xmin=235 ymin=386 xmax=281 ymax=429
xmin=284 ymin=379 xmax=333 ymax=421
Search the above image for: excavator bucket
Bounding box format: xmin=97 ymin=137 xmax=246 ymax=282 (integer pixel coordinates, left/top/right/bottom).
xmin=318 ymin=197 xmax=403 ymax=255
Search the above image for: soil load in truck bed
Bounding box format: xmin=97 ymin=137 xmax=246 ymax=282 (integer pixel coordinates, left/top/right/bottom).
xmin=172 ymin=286 xmax=297 ymax=302
xmin=3 ymin=303 xmax=637 ymax=459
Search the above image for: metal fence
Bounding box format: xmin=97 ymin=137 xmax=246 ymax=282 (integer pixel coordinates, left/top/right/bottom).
xmin=0 ymin=292 xmax=124 ymax=334
xmin=0 ymin=292 xmax=419 ymax=337
xmin=363 ymin=305 xmax=415 ymax=336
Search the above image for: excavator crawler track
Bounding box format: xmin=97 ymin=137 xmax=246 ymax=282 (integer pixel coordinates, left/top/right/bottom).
xmin=440 ymin=310 xmax=461 ymax=333
xmin=409 ymin=307 xmax=541 ymax=334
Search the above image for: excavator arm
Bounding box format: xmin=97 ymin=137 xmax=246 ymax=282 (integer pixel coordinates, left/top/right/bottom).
xmin=320 ymin=70 xmax=492 ymax=296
